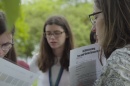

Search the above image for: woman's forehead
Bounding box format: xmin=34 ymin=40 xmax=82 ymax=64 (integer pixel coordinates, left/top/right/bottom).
xmin=0 ymin=32 xmax=12 ymax=44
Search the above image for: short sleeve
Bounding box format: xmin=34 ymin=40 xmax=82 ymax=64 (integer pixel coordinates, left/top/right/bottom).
xmin=94 ymin=48 xmax=130 ymax=86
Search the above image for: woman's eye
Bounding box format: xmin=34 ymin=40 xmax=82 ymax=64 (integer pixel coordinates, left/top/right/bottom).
xmin=3 ymin=43 xmax=9 ymax=46
xmin=46 ymin=32 xmax=51 ymax=35
xmin=54 ymin=32 xmax=61 ymax=35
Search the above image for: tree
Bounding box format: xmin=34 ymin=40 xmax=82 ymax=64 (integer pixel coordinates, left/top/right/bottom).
xmin=0 ymin=0 xmax=21 ymax=31
xmin=15 ymin=0 xmax=93 ymax=58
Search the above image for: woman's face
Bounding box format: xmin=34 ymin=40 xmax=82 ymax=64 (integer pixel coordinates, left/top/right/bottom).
xmin=94 ymin=4 xmax=105 ymax=46
xmin=0 ymin=32 xmax=12 ymax=57
xmin=45 ymin=24 xmax=67 ymax=50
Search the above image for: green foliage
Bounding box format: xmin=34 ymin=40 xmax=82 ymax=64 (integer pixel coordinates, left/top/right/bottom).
xmin=15 ymin=9 xmax=33 ymax=57
xmin=15 ymin=0 xmax=93 ymax=57
xmin=59 ymin=3 xmax=93 ymax=47
xmin=1 ymin=0 xmax=21 ymax=31
xmin=0 ymin=0 xmax=93 ymax=58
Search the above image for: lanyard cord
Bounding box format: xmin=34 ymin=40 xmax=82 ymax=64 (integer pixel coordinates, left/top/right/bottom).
xmin=49 ymin=67 xmax=64 ymax=86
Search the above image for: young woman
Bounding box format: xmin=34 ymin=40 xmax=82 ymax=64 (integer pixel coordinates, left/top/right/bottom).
xmin=29 ymin=15 xmax=74 ymax=86
xmin=89 ymin=0 xmax=130 ymax=85
xmin=0 ymin=11 xmax=29 ymax=70
xmin=0 ymin=11 xmax=16 ymax=62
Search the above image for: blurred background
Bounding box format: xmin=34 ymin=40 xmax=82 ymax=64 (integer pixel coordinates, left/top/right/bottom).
xmin=0 ymin=0 xmax=93 ymax=64
xmin=0 ymin=0 xmax=93 ymax=85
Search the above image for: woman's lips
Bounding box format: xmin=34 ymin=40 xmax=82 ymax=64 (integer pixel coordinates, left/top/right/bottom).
xmin=50 ymin=42 xmax=57 ymax=45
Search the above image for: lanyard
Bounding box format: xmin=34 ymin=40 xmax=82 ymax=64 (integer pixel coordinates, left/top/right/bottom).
xmin=49 ymin=67 xmax=64 ymax=86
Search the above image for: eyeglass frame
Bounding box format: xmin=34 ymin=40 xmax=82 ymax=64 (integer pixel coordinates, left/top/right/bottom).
xmin=0 ymin=42 xmax=14 ymax=51
xmin=44 ymin=31 xmax=65 ymax=38
xmin=89 ymin=11 xmax=102 ymax=24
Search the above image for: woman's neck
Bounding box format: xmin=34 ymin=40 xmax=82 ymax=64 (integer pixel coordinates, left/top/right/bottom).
xmin=53 ymin=46 xmax=64 ymax=58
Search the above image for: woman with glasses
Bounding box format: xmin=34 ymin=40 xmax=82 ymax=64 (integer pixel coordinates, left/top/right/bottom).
xmin=0 ymin=11 xmax=16 ymax=63
xmin=0 ymin=31 xmax=16 ymax=61
xmin=29 ymin=15 xmax=74 ymax=86
xmin=0 ymin=11 xmax=29 ymax=70
xmin=89 ymin=0 xmax=130 ymax=85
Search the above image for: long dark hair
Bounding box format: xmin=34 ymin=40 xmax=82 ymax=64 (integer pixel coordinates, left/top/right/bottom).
xmin=0 ymin=11 xmax=6 ymax=34
xmin=38 ymin=15 xmax=74 ymax=72
xmin=0 ymin=11 xmax=17 ymax=63
xmin=95 ymin=0 xmax=130 ymax=59
xmin=4 ymin=28 xmax=17 ymax=63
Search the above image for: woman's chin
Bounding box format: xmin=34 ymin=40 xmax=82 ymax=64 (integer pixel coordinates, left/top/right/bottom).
xmin=50 ymin=45 xmax=58 ymax=49
xmin=97 ymin=41 xmax=102 ymax=46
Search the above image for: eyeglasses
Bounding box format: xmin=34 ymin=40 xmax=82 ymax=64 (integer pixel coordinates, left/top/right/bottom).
xmin=0 ymin=42 xmax=13 ymax=51
xmin=89 ymin=11 xmax=102 ymax=24
xmin=44 ymin=31 xmax=65 ymax=38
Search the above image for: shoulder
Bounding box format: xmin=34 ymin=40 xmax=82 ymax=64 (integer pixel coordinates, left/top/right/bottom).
xmin=94 ymin=45 xmax=130 ymax=86
xmin=108 ymin=46 xmax=130 ymax=64
xmin=32 ymin=53 xmax=39 ymax=60
xmin=29 ymin=54 xmax=40 ymax=73
xmin=106 ymin=46 xmax=130 ymax=71
xmin=17 ymin=60 xmax=30 ymax=70
xmin=30 ymin=54 xmax=39 ymax=63
xmin=29 ymin=53 xmax=39 ymax=65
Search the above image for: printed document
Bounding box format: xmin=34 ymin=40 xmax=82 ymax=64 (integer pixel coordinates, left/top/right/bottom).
xmin=69 ymin=44 xmax=102 ymax=86
xmin=0 ymin=58 xmax=38 ymax=86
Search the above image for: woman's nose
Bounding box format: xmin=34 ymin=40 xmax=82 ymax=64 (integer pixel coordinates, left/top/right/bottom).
xmin=49 ymin=34 xmax=55 ymax=39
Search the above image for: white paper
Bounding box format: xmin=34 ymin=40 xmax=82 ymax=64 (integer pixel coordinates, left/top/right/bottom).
xmin=0 ymin=58 xmax=38 ymax=86
xmin=69 ymin=44 xmax=102 ymax=86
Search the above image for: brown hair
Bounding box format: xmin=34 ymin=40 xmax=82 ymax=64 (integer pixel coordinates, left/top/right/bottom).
xmin=95 ymin=0 xmax=130 ymax=59
xmin=0 ymin=11 xmax=6 ymax=34
xmin=38 ymin=15 xmax=74 ymax=72
xmin=4 ymin=45 xmax=17 ymax=63
xmin=0 ymin=11 xmax=17 ymax=63
xmin=1 ymin=30 xmax=17 ymax=63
